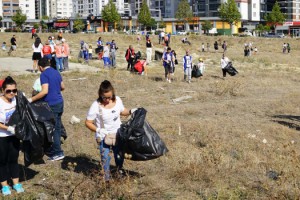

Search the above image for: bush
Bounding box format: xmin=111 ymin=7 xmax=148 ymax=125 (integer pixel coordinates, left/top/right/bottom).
xmin=4 ymin=28 xmax=12 ymax=32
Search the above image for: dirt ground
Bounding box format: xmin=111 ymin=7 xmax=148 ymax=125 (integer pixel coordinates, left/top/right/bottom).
xmin=0 ymin=32 xmax=300 ymax=199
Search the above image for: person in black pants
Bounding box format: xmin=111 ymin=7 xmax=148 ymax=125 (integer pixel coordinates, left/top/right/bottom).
xmin=0 ymin=76 xmax=25 ymax=196
xmin=125 ymin=45 xmax=135 ymax=71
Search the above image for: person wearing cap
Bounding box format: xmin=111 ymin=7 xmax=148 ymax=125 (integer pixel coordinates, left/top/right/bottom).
xmin=103 ymin=42 xmax=111 ymax=68
xmin=61 ymin=38 xmax=70 ymax=71
xmin=28 ymin=57 xmax=65 ymax=161
xmin=163 ymin=47 xmax=175 ymax=83
xmin=197 ymin=58 xmax=205 ymax=75
xmin=146 ymin=39 xmax=153 ymax=64
xmin=183 ymin=50 xmax=193 ymax=83
xmin=0 ymin=80 xmax=4 ymax=94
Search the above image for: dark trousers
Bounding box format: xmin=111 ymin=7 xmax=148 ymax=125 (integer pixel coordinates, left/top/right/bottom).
xmin=222 ymin=68 xmax=227 ymax=77
xmin=0 ymin=136 xmax=20 ymax=182
xmin=127 ymin=59 xmax=134 ymax=71
xmin=49 ymin=102 xmax=64 ymax=156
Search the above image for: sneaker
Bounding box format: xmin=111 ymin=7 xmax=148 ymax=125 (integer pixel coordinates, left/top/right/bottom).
xmin=13 ymin=183 xmax=24 ymax=193
xmin=1 ymin=186 xmax=11 ymax=196
xmin=166 ymin=78 xmax=169 ymax=82
xmin=168 ymin=79 xmax=171 ymax=83
xmin=48 ymin=153 xmax=65 ymax=161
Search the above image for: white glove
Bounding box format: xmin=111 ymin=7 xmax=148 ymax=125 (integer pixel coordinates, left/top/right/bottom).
xmin=27 ymin=98 xmax=33 ymax=103
xmin=7 ymin=126 xmax=15 ymax=135
xmin=95 ymin=128 xmax=108 ymax=140
xmin=130 ymin=108 xmax=138 ymax=115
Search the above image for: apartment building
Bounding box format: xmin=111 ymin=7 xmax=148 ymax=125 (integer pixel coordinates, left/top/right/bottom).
xmin=19 ymin=0 xmax=35 ymax=19
xmin=1 ymin=0 xmax=20 ymax=18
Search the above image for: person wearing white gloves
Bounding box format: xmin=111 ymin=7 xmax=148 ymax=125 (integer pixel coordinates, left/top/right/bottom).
xmin=85 ymin=80 xmax=137 ymax=182
xmin=0 ymin=76 xmax=25 ymax=196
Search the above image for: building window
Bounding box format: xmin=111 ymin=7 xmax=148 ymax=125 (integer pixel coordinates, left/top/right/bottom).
xmin=26 ymin=4 xmax=29 ymax=7
xmin=253 ymin=12 xmax=256 ymax=17
xmin=253 ymin=3 xmax=256 ymax=8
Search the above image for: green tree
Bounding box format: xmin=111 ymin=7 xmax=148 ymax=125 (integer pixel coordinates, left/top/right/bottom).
xmin=73 ymin=16 xmax=85 ymax=32
xmin=201 ymin=20 xmax=213 ymax=35
xmin=138 ymin=0 xmax=152 ymax=28
xmin=12 ymin=9 xmax=27 ymax=28
xmin=264 ymin=2 xmax=286 ymax=29
xmin=41 ymin=15 xmax=49 ymax=20
xmin=158 ymin=17 xmax=166 ymax=29
xmin=218 ymin=0 xmax=241 ymax=34
xmin=175 ymin=0 xmax=193 ymax=30
xmin=101 ymin=0 xmax=121 ymax=31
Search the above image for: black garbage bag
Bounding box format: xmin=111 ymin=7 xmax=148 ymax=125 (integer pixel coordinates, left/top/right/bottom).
xmin=118 ymin=108 xmax=168 ymax=161
xmin=7 ymin=91 xmax=56 ymax=166
xmin=192 ymin=65 xmax=202 ymax=78
xmin=225 ymin=62 xmax=238 ymax=76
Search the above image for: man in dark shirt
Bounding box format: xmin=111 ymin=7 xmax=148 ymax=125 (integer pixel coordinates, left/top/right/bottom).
xmin=8 ymin=35 xmax=16 ymax=56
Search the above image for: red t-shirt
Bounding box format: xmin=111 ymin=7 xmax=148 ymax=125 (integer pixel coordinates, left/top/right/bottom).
xmin=31 ymin=28 xmax=36 ymax=34
xmin=134 ymin=60 xmax=145 ymax=73
xmin=42 ymin=45 xmax=52 ymax=55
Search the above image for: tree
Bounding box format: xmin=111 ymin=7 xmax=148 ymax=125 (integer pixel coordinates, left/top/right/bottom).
xmin=12 ymin=9 xmax=27 ymax=28
xmin=175 ymin=0 xmax=193 ymax=30
xmin=201 ymin=20 xmax=213 ymax=35
xmin=218 ymin=0 xmax=241 ymax=34
xmin=101 ymin=0 xmax=121 ymax=31
xmin=138 ymin=0 xmax=152 ymax=28
xmin=73 ymin=15 xmax=85 ymax=32
xmin=158 ymin=17 xmax=166 ymax=29
xmin=264 ymin=2 xmax=286 ymax=29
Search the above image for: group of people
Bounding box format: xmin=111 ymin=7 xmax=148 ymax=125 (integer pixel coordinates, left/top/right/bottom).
xmin=32 ymin=36 xmax=70 ymax=73
xmin=282 ymin=43 xmax=291 ymax=53
xmin=244 ymin=42 xmax=258 ymax=57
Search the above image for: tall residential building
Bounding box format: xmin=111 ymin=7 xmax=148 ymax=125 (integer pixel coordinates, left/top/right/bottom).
xmin=2 ymin=0 xmax=20 ymax=18
xmin=56 ymin=0 xmax=73 ymax=18
xmin=130 ymin=0 xmax=162 ymax=18
xmin=164 ymin=0 xmax=180 ymax=18
xmin=19 ymin=0 xmax=35 ymax=19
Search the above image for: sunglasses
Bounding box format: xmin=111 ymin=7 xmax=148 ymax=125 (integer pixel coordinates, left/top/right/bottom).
xmin=101 ymin=96 xmax=112 ymax=100
xmin=5 ymin=89 xmax=17 ymax=94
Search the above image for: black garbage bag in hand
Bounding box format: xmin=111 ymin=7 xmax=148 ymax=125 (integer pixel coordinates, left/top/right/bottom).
xmin=7 ymin=91 xmax=55 ymax=166
xmin=225 ymin=62 xmax=238 ymax=76
xmin=118 ymin=108 xmax=168 ymax=161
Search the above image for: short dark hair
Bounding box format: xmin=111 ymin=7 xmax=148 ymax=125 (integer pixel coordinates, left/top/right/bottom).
xmin=38 ymin=57 xmax=50 ymax=68
xmin=167 ymin=47 xmax=171 ymax=51
xmin=2 ymin=76 xmax=17 ymax=90
xmin=97 ymin=80 xmax=116 ymax=103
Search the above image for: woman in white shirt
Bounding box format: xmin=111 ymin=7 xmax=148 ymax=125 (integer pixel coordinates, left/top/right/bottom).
xmin=32 ymin=37 xmax=43 ymax=73
xmin=85 ymin=80 xmax=136 ymax=181
xmin=220 ymin=54 xmax=230 ymax=77
xmin=0 ymin=76 xmax=25 ymax=195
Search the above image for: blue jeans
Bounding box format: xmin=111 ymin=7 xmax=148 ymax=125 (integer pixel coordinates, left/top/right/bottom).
xmin=49 ymin=102 xmax=64 ymax=156
xmin=44 ymin=54 xmax=52 ymax=60
xmin=55 ymin=57 xmax=63 ymax=71
xmin=99 ymin=139 xmax=124 ymax=181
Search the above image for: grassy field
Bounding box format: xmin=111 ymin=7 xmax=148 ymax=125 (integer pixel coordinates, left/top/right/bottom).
xmin=0 ymin=32 xmax=300 ymax=199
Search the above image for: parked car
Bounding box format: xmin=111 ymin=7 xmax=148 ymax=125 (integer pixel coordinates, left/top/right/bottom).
xmin=177 ymin=30 xmax=187 ymax=35
xmin=263 ymin=32 xmax=285 ymax=38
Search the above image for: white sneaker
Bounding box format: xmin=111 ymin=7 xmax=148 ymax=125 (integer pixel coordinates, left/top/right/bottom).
xmin=166 ymin=78 xmax=169 ymax=82
xmin=188 ymin=80 xmax=191 ymax=84
xmin=168 ymin=79 xmax=171 ymax=83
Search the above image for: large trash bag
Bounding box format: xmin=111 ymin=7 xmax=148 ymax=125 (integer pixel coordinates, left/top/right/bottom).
xmin=7 ymin=91 xmax=56 ymax=166
xmin=225 ymin=62 xmax=238 ymax=76
xmin=118 ymin=108 xmax=168 ymax=161
xmin=192 ymin=65 xmax=202 ymax=78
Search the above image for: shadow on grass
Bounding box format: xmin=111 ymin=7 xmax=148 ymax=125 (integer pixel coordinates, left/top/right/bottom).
xmin=272 ymin=115 xmax=300 ymax=131
xmin=19 ymin=165 xmax=39 ymax=182
xmin=61 ymin=155 xmax=143 ymax=178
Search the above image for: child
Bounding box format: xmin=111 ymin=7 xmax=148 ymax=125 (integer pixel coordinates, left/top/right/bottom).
xmin=2 ymin=42 xmax=6 ymax=51
xmin=201 ymin=43 xmax=205 ymax=52
xmin=197 ymin=58 xmax=205 ymax=75
xmin=88 ymin=45 xmax=93 ymax=59
xmin=253 ymin=47 xmax=258 ymax=55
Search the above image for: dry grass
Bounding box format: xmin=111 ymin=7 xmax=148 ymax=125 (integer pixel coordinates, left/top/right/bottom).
xmin=0 ymin=32 xmax=300 ymax=199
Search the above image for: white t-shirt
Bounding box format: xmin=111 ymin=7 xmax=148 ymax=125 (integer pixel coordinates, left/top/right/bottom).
xmin=0 ymin=97 xmax=16 ymax=137
xmin=183 ymin=55 xmax=192 ymax=68
xmin=197 ymin=62 xmax=205 ymax=74
xmin=86 ymin=96 xmax=125 ymax=134
xmin=221 ymin=57 xmax=229 ymax=69
xmin=103 ymin=46 xmax=110 ymax=58
xmin=161 ymin=32 xmax=165 ymax=37
xmin=32 ymin=43 xmax=43 ymax=53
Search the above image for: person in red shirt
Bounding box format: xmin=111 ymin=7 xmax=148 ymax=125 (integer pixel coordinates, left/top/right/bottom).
xmin=31 ymin=28 xmax=36 ymax=39
xmin=134 ymin=56 xmax=148 ymax=75
xmin=42 ymin=41 xmax=52 ymax=61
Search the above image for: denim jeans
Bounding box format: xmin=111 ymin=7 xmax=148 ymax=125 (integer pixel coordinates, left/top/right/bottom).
xmin=55 ymin=57 xmax=63 ymax=71
xmin=44 ymin=54 xmax=52 ymax=61
xmin=99 ymin=139 xmax=124 ymax=181
xmin=49 ymin=102 xmax=64 ymax=156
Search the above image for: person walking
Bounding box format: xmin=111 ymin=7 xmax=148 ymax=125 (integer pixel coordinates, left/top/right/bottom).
xmin=201 ymin=43 xmax=205 ymax=52
xmin=214 ymin=41 xmax=218 ymax=52
xmin=32 ymin=37 xmax=43 ymax=73
xmin=110 ymin=40 xmax=118 ymax=67
xmin=54 ymin=41 xmax=64 ymax=72
xmin=0 ymin=76 xmax=25 ymax=196
xmin=8 ymin=35 xmax=17 ymax=56
xmin=103 ymin=42 xmax=111 ymax=68
xmin=220 ymin=54 xmax=229 ymax=78
xmin=97 ymin=37 xmax=103 ymax=60
xmin=61 ymin=38 xmax=70 ymax=71
xmin=183 ymin=50 xmax=193 ymax=83
xmin=287 ymin=43 xmax=291 ymax=53
xmin=125 ymin=45 xmax=135 ymax=71
xmin=146 ymin=39 xmax=153 ymax=64
xmin=42 ymin=41 xmax=52 ymax=61
xmin=28 ymin=58 xmax=65 ymax=161
xmin=85 ymin=80 xmax=136 ymax=182
xmin=163 ymin=47 xmax=175 ymax=83
xmin=222 ymin=41 xmax=227 ymax=53
xmin=31 ymin=28 xmax=36 ymax=39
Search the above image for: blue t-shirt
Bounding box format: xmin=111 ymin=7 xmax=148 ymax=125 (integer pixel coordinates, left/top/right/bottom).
xmin=40 ymin=67 xmax=63 ymax=106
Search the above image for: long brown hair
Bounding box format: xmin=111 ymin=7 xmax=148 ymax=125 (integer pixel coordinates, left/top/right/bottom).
xmin=97 ymin=80 xmax=116 ymax=103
